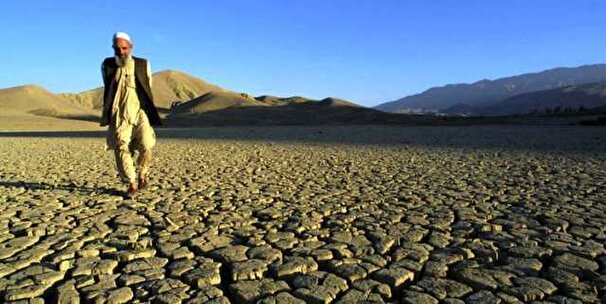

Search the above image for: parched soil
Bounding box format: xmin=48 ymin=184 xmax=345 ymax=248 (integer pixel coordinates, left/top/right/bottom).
xmin=0 ymin=125 xmax=605 ymax=303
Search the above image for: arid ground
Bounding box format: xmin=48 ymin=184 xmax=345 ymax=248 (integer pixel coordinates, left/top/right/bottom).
xmin=0 ymin=126 xmax=605 ymax=303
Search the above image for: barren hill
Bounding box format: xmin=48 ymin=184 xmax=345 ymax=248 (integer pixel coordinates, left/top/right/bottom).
xmin=58 ymin=88 xmax=103 ymax=109
xmin=0 ymin=85 xmax=99 ymax=130
xmin=0 ymin=85 xmax=95 ymax=116
xmin=1 ymin=70 xmax=380 ymax=128
xmin=152 ymin=70 xmax=227 ymax=109
xmin=312 ymin=97 xmax=361 ymax=108
xmin=170 ymin=91 xmax=267 ymax=115
xmin=254 ymin=95 xmax=310 ymax=106
xmin=167 ymin=95 xmax=395 ymax=126
xmin=60 ymin=70 xmax=227 ymax=111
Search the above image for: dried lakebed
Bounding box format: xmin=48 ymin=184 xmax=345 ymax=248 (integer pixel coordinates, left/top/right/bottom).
xmin=0 ymin=126 xmax=605 ymax=303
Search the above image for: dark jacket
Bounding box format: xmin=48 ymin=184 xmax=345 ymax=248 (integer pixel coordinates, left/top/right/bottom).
xmin=101 ymin=56 xmax=162 ymax=126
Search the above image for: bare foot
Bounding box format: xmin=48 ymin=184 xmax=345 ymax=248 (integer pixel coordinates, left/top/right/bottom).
xmin=126 ymin=181 xmax=138 ymax=198
xmin=138 ymin=175 xmax=148 ymax=190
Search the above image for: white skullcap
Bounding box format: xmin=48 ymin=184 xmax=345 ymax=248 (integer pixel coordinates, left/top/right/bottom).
xmin=113 ymin=32 xmax=132 ymax=44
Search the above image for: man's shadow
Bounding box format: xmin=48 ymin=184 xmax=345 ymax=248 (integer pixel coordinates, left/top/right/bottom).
xmin=0 ymin=181 xmax=122 ymax=196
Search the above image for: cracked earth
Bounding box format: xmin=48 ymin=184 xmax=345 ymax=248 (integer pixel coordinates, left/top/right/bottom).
xmin=0 ymin=126 xmax=605 ymax=303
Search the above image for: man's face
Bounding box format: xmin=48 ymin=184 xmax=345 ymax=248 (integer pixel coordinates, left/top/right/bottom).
xmin=113 ymin=38 xmax=132 ymax=58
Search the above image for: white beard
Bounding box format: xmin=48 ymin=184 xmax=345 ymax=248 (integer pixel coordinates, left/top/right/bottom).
xmin=115 ymin=55 xmax=132 ymax=67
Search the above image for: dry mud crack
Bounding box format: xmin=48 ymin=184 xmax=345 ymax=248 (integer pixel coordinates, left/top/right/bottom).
xmin=0 ymin=126 xmax=605 ymax=303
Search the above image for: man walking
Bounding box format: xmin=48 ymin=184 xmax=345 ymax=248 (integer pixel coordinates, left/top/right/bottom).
xmin=101 ymin=32 xmax=161 ymax=197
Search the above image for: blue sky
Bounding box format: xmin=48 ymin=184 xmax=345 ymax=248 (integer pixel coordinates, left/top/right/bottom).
xmin=1 ymin=1 xmax=605 ymax=107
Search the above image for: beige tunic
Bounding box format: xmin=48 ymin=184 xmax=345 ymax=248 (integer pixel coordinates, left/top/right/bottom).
xmin=103 ymin=57 xmax=156 ymax=183
xmin=103 ymin=57 xmax=154 ymax=150
xmin=112 ymin=57 xmax=140 ymax=127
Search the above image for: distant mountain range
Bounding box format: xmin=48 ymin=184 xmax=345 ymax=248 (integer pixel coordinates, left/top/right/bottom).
xmin=484 ymin=81 xmax=606 ymax=116
xmin=375 ymin=64 xmax=606 ymax=116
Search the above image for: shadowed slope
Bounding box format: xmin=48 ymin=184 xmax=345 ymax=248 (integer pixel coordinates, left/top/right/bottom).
xmin=166 ymin=95 xmax=401 ymax=125
xmin=486 ymin=81 xmax=606 ymax=115
xmin=170 ymin=91 xmax=268 ymax=115
xmin=255 ymin=95 xmax=310 ymax=106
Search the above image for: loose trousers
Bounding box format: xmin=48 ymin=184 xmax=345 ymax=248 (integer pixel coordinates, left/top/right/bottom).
xmin=108 ymin=109 xmax=156 ymax=183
